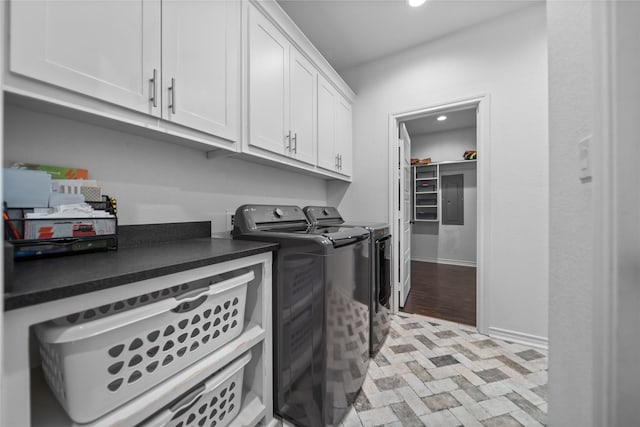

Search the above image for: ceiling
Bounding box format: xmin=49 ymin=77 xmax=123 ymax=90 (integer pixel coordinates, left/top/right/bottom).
xmin=404 ymin=107 xmax=476 ymax=136
xmin=277 ymin=0 xmax=541 ymax=72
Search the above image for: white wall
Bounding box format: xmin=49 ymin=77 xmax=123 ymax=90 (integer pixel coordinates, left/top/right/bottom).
xmin=335 ymin=4 xmax=549 ymax=343
xmin=410 ymin=127 xmax=477 ymax=163
xmin=411 ymin=127 xmax=477 ymax=265
xmin=4 ymin=104 xmax=328 ymax=232
xmin=548 ymin=2 xmax=640 ymax=426
xmin=546 ymin=2 xmax=595 ymax=425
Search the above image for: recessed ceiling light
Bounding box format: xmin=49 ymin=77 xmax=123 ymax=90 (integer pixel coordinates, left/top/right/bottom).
xmin=407 ymin=0 xmax=426 ymax=7
xmin=437 ymin=115 xmax=447 ymax=121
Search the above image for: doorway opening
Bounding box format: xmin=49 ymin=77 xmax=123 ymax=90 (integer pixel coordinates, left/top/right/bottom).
xmin=403 ymin=107 xmax=478 ymax=325
xmin=388 ymin=95 xmax=490 ymax=334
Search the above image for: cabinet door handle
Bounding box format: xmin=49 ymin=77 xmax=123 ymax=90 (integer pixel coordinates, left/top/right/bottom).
xmin=292 ymin=133 xmax=297 ymax=153
xmin=285 ymin=130 xmax=291 ymax=152
xmin=338 ymin=154 xmax=342 ymax=170
xmin=168 ymin=78 xmax=176 ymax=114
xmin=149 ymin=69 xmax=158 ymax=108
xmin=335 ymin=154 xmax=339 ymax=169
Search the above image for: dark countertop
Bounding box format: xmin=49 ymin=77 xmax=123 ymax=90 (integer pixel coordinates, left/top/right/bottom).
xmin=4 ymin=238 xmax=278 ymax=311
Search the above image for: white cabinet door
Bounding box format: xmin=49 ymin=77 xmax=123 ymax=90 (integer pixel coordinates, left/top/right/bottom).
xmin=248 ymin=6 xmax=290 ymax=156
xmin=317 ymin=74 xmax=337 ymax=171
xmin=289 ymin=48 xmax=316 ymax=166
xmin=335 ymin=96 xmax=353 ymax=176
xmin=10 ymin=0 xmax=161 ymax=116
xmin=317 ymin=74 xmax=352 ymax=177
xmin=162 ymin=1 xmax=240 ymax=141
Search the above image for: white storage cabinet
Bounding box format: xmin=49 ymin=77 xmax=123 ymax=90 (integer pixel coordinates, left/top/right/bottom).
xmin=247 ymin=4 xmax=317 ymax=166
xmin=7 ymin=0 xmax=355 ymax=180
xmin=413 ymin=164 xmax=439 ymax=222
xmin=317 ymin=73 xmax=353 ymax=176
xmin=9 ymin=0 xmax=161 ymax=117
xmin=243 ymin=0 xmax=355 ymax=181
xmin=2 ymin=253 xmax=274 ymax=427
xmin=9 ymin=0 xmax=240 ymax=144
xmin=161 ymin=0 xmax=240 ymax=142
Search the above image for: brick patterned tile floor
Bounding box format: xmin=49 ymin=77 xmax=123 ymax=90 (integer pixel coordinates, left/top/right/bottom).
xmin=339 ymin=312 xmax=548 ymax=427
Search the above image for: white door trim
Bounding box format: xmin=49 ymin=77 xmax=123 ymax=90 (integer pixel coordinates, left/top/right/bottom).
xmin=591 ymin=1 xmax=640 ymax=425
xmin=388 ymin=94 xmax=491 ymax=335
xmin=0 ymin=0 xmax=5 ymax=420
xmin=592 ymin=3 xmax=615 ymax=424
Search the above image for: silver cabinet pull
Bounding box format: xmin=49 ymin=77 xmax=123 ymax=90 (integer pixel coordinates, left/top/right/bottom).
xmin=292 ymin=133 xmax=297 ymax=153
xmin=168 ymin=78 xmax=176 ymax=114
xmin=285 ymin=130 xmax=291 ymax=151
xmin=149 ymin=69 xmax=158 ymax=107
xmin=338 ymin=154 xmax=342 ymax=170
xmin=335 ymin=154 xmax=339 ymax=169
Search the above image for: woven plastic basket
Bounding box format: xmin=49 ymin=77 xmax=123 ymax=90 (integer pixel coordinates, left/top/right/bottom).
xmin=35 ymin=270 xmax=253 ymax=423
xmin=142 ymin=352 xmax=251 ymax=427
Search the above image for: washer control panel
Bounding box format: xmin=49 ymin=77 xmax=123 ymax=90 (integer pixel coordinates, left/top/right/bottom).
xmin=234 ymin=205 xmax=309 ymax=232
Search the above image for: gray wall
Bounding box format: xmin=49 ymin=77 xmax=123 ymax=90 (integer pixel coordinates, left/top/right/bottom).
xmin=4 ymin=104 xmax=328 ymax=232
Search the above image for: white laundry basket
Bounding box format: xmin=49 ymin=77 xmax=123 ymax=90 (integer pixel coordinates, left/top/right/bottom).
xmin=35 ymin=270 xmax=253 ymax=424
xmin=142 ymin=352 xmax=251 ymax=427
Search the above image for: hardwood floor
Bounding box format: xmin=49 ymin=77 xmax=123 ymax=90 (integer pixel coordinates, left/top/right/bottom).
xmin=401 ymin=261 xmax=477 ymax=326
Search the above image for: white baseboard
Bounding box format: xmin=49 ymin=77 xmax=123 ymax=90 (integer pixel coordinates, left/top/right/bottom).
xmin=488 ymin=327 xmax=548 ymax=350
xmin=411 ymin=256 xmax=477 ymax=268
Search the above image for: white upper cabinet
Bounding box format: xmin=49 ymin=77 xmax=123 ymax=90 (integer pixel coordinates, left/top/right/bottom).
xmin=248 ymin=6 xmax=290 ymax=156
xmin=8 ymin=0 xmax=352 ymax=178
xmin=247 ymin=4 xmax=317 ymax=166
xmin=317 ymin=75 xmax=338 ymax=171
xmin=10 ymin=0 xmax=240 ymax=144
xmin=162 ymin=1 xmax=240 ymax=142
xmin=317 ymin=74 xmax=352 ymax=176
xmin=335 ymin=96 xmax=353 ymax=176
xmin=10 ymin=0 xmax=161 ymax=117
xmin=289 ymin=49 xmax=317 ymax=166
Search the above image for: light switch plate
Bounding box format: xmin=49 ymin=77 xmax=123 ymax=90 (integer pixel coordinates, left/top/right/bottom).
xmin=579 ymin=136 xmax=592 ymax=181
